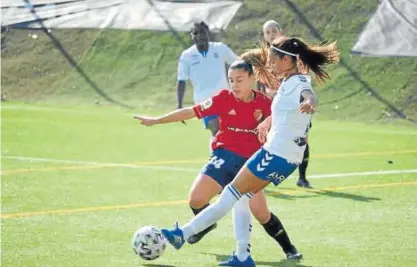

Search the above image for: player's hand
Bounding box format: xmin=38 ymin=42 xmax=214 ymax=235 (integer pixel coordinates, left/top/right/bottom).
xmin=299 ymin=99 xmax=316 ymax=114
xmin=256 ymin=118 xmax=271 ymax=144
xmin=133 ymin=115 xmax=159 ymax=126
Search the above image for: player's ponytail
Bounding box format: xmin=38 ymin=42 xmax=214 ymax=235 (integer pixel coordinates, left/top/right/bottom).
xmin=270 ymin=36 xmax=340 ymax=83
xmin=240 ymin=46 xmax=277 ymax=89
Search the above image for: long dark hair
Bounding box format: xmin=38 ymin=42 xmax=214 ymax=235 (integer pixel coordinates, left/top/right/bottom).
xmin=270 ymin=36 xmax=340 ymax=83
xmin=239 ymin=47 xmax=278 ymax=89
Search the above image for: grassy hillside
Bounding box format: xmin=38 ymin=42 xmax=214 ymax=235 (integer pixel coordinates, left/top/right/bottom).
xmin=1 ymin=0 xmax=416 ymax=121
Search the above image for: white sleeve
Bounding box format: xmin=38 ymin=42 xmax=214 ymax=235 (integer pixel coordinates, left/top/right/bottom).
xmin=221 ymin=43 xmax=238 ymax=65
xmin=177 ymin=53 xmax=189 ymax=81
xmin=300 ymin=76 xmax=314 ymax=93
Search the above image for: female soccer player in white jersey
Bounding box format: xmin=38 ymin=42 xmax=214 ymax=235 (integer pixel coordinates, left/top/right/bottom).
xmin=177 ymin=21 xmax=238 ymax=136
xmin=160 ymin=36 xmax=340 ymax=266
xmin=259 ymin=20 xmax=314 ymax=189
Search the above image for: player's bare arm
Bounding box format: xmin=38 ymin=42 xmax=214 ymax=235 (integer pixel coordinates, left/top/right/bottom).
xmin=134 ymin=107 xmax=195 ymax=126
xmin=256 ymin=116 xmax=272 ymax=144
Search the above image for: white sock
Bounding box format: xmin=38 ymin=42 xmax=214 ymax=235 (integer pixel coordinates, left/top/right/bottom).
xmin=182 ymin=184 xmax=242 ymax=240
xmin=233 ymin=194 xmax=252 ymax=261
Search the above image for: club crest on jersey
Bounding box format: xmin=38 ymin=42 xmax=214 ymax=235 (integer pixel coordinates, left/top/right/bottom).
xmin=254 ymin=109 xmax=263 ymax=121
xmin=201 ymin=98 xmax=213 ymax=110
xmin=213 ymin=52 xmax=219 ymax=59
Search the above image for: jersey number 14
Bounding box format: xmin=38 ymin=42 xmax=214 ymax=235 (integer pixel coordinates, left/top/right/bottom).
xmin=209 ymin=156 xmax=225 ymax=169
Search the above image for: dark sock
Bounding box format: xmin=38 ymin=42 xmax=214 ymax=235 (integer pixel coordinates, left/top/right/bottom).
xmin=189 ymin=204 xmax=215 ymax=240
xmin=262 ymin=212 xmax=294 ymax=253
xmin=299 ymin=144 xmax=310 ymax=180
xmin=191 ymin=204 xmax=209 ymax=215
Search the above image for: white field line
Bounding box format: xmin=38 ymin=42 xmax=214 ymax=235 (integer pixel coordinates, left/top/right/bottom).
xmin=2 ymin=156 xmax=417 ymax=179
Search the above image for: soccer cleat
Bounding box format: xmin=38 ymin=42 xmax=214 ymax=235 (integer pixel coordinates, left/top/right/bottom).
xmin=286 ymin=246 xmax=303 ymax=260
xmin=160 ymin=222 xmax=185 ymax=250
xmin=218 ymin=253 xmax=255 ymax=267
xmin=296 ymin=178 xmax=312 ymax=188
xmin=187 ymin=223 xmax=217 ymax=244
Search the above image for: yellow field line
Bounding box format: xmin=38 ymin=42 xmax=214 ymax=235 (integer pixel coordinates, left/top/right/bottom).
xmin=0 ymin=200 xmax=188 ymax=219
xmin=0 ymin=160 xmax=204 ymax=175
xmin=2 ymin=181 xmax=416 ymax=219
xmin=2 ymin=149 xmax=417 ymax=176
xmin=129 ymin=159 xmax=206 ymax=165
xmin=1 ymin=164 xmax=107 ymax=175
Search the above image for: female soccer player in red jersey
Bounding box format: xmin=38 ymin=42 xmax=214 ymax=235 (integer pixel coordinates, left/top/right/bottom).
xmin=135 ymin=51 xmax=302 ymax=266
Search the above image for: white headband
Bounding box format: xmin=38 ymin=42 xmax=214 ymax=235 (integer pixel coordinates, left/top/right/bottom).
xmin=271 ymin=46 xmax=297 ymax=57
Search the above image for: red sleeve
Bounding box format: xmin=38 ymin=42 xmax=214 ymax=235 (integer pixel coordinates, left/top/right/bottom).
xmin=193 ymin=90 xmax=229 ymax=119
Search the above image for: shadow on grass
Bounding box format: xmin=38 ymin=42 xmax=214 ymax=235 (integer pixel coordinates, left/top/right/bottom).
xmin=202 ymin=253 xmax=313 ymax=267
xmin=265 ymin=188 xmax=381 ymax=202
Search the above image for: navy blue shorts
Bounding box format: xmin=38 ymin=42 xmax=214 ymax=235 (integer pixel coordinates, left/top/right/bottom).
xmin=202 ymin=148 xmax=247 ymax=188
xmin=246 ymin=148 xmax=298 ymax=186
xmin=203 ymin=115 xmax=218 ymax=129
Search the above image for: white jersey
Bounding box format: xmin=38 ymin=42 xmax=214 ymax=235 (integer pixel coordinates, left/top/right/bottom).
xmin=263 ymin=74 xmax=313 ymax=164
xmin=177 ymin=42 xmax=238 ymax=103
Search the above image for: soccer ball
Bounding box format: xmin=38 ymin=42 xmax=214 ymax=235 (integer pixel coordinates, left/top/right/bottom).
xmin=132 ymin=226 xmax=167 ymax=260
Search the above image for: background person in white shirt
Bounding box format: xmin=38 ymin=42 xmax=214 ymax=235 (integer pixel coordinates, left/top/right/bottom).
xmin=176 ymin=21 xmax=238 ymax=136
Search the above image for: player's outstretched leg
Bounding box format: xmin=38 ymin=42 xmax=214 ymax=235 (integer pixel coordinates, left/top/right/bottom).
xmin=187 ymin=159 xmax=229 ymax=244
xmin=161 ymin=184 xmax=243 ymax=250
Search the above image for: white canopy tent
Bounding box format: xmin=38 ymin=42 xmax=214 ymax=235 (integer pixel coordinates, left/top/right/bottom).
xmin=352 ymin=0 xmax=417 ymax=57
xmin=1 ymin=0 xmax=242 ymax=32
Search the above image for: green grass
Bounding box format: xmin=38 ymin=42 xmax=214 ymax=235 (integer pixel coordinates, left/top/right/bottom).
xmin=2 ymin=102 xmax=417 ymax=267
xmin=1 ymin=0 xmax=417 ymax=121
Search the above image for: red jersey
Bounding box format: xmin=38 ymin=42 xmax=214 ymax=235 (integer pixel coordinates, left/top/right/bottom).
xmin=193 ymin=89 xmax=272 ymax=158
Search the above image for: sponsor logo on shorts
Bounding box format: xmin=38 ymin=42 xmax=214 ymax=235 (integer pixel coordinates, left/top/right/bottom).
xmin=267 ymin=172 xmax=286 ymax=184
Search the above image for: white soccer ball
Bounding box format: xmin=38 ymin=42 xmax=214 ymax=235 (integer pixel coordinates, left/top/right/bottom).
xmin=132 ymin=226 xmax=167 ymax=260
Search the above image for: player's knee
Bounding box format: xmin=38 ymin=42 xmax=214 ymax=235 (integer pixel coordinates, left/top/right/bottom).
xmin=188 ymin=192 xmax=209 ymax=209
